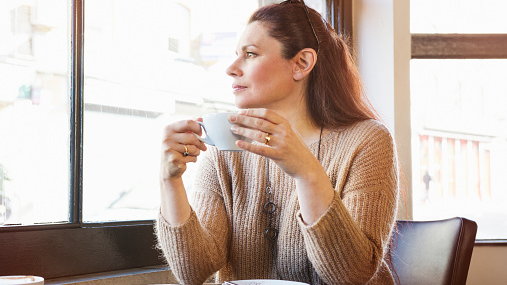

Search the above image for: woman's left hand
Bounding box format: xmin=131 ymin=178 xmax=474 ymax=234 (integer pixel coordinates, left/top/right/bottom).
xmin=229 ymin=108 xmax=321 ymax=180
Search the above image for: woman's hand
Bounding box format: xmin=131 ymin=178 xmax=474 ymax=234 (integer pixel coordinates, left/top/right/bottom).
xmin=160 ymin=119 xmax=207 ymax=181
xmin=228 ymin=108 xmax=321 ymax=180
xmin=230 ymin=108 xmax=335 ymax=225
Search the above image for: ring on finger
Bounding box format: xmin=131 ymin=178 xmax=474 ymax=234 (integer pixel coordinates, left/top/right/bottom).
xmin=264 ymin=133 xmax=271 ymax=145
xmin=183 ymin=145 xmax=190 ymax=157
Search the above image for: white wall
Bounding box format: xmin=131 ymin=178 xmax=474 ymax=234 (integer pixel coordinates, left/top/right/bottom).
xmin=467 ymin=246 xmax=507 ymax=285
xmin=352 ymin=0 xmax=412 ymax=219
xmin=352 ymin=1 xmax=507 ymax=284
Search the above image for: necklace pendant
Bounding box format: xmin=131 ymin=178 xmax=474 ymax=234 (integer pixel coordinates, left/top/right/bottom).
xmin=263 ymin=201 xmax=277 ymax=214
xmin=264 ymin=227 xmax=279 ymax=240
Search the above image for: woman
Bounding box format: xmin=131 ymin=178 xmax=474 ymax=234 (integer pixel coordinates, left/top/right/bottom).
xmin=156 ymin=1 xmax=399 ymax=284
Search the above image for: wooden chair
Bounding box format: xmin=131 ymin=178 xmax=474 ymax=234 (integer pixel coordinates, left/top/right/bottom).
xmin=389 ymin=217 xmax=477 ymax=285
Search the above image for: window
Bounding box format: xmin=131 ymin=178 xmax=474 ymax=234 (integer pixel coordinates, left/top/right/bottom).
xmin=1 ymin=0 xmax=344 ymax=279
xmin=410 ymin=0 xmax=507 ymax=240
xmin=0 ymin=0 xmax=70 ymax=225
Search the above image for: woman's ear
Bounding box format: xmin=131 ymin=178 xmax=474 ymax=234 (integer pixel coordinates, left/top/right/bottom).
xmin=292 ymin=48 xmax=317 ymax=81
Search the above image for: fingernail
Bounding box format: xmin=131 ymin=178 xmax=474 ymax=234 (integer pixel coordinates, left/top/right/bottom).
xmin=229 ymin=115 xmax=237 ymax=122
xmin=230 ymin=125 xmax=238 ymax=132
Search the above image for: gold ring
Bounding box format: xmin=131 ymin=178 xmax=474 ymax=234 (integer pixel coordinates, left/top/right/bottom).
xmin=264 ymin=134 xmax=271 ymax=145
xmin=183 ymin=145 xmax=189 ymax=157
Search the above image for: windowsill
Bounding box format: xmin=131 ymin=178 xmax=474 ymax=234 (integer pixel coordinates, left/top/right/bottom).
xmin=45 ymin=265 xmax=177 ymax=285
xmin=475 ymin=240 xmax=507 ymax=246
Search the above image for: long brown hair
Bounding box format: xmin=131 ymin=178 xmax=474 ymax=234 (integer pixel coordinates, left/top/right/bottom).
xmin=249 ymin=2 xmax=378 ymax=129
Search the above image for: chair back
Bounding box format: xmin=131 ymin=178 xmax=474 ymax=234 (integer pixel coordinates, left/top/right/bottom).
xmin=389 ymin=217 xmax=477 ymax=285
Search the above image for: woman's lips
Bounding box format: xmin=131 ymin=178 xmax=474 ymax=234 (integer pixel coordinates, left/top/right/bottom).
xmin=232 ymin=84 xmax=247 ymax=93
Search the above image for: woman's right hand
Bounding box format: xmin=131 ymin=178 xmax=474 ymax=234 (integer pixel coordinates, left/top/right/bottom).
xmin=160 ymin=119 xmax=207 ymax=181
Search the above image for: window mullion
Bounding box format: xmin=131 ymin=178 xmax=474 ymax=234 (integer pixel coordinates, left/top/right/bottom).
xmin=69 ymin=0 xmax=84 ymax=224
xmin=326 ymin=0 xmax=352 ymax=39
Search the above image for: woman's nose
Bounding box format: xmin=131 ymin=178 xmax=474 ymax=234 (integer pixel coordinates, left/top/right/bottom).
xmin=226 ymin=59 xmax=242 ymax=77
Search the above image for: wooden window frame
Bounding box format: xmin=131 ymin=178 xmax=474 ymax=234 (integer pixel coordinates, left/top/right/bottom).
xmin=412 ymin=34 xmax=507 ymax=59
xmin=327 ymin=0 xmax=352 ymax=38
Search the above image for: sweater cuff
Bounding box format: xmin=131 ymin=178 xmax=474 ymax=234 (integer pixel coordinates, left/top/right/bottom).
xmin=158 ymin=208 xmax=196 ymax=229
xmin=296 ymin=191 xmax=367 ymax=250
xmin=296 ymin=190 xmax=340 ymax=230
xmin=155 ymin=209 xmax=215 ymax=284
xmin=155 ymin=209 xmax=202 ymax=265
xmin=156 ymin=208 xmax=199 ymax=241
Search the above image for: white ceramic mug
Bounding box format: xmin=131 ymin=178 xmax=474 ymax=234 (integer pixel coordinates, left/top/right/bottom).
xmin=197 ymin=112 xmax=249 ymax=151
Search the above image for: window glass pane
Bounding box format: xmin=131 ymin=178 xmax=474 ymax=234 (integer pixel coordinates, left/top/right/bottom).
xmin=411 ymin=0 xmax=507 ymax=33
xmin=83 ymin=0 xmax=326 ymax=222
xmin=411 ymin=59 xmax=507 ymax=239
xmin=82 ymin=0 xmax=258 ymax=222
xmin=0 ymin=0 xmax=70 ymax=225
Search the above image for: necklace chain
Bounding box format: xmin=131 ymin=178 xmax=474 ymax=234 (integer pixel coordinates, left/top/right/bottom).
xmin=263 ymin=127 xmax=324 ymax=277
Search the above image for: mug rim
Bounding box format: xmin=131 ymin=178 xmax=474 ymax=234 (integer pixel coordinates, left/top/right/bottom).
xmin=202 ymin=111 xmax=236 ymax=117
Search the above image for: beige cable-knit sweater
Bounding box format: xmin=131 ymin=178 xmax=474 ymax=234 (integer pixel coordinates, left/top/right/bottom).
xmin=155 ymin=119 xmax=399 ymax=285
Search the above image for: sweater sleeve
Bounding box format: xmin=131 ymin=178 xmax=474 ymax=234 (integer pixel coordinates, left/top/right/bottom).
xmin=155 ymin=149 xmax=230 ymax=285
xmin=296 ymin=123 xmax=399 ymax=285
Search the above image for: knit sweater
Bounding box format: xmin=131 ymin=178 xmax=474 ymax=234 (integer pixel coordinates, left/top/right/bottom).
xmin=155 ymin=119 xmax=399 ymax=285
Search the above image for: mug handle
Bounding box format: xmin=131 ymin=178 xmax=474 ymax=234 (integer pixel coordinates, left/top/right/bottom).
xmin=196 ymin=121 xmax=215 ymax=146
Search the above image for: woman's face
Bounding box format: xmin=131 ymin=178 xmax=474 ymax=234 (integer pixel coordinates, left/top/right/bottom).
xmin=226 ymin=21 xmax=299 ymax=109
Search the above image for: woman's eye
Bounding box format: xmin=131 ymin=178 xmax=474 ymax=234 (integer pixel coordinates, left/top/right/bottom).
xmin=245 ymin=52 xmax=256 ymax=58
